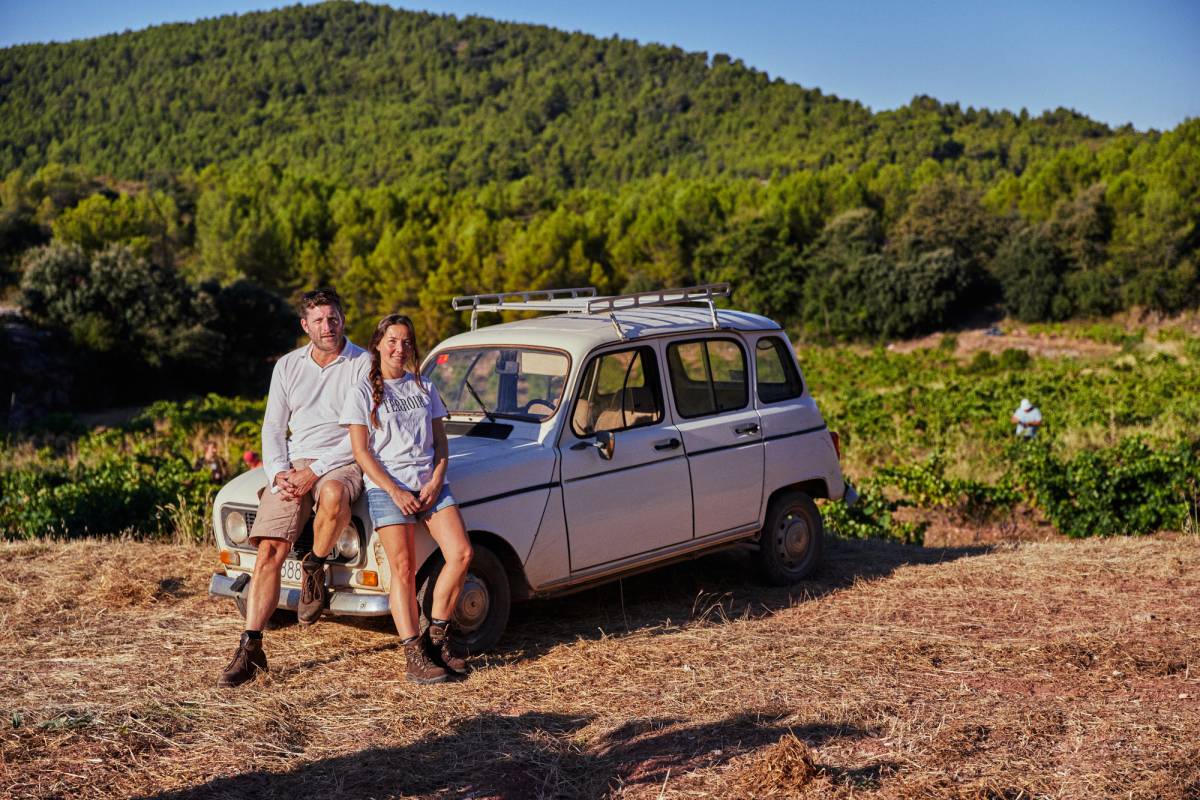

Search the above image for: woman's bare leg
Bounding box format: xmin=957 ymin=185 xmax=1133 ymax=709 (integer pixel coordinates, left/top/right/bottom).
xmin=377 ymin=523 xmax=420 ymax=639
xmin=424 ymin=507 xmax=473 ymax=621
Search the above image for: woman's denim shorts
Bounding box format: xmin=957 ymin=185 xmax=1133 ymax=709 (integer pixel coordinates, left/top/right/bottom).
xmin=367 ymin=485 xmax=457 ymax=528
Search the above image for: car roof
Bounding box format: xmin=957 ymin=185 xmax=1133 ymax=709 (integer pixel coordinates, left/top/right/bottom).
xmin=432 ymin=307 xmax=782 ymax=359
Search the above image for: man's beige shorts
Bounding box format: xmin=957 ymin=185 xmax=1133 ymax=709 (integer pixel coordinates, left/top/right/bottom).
xmin=249 ymin=458 xmax=363 ymax=545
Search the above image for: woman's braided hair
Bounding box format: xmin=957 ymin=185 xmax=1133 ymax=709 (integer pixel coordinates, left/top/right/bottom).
xmin=367 ymin=314 xmax=423 ymax=429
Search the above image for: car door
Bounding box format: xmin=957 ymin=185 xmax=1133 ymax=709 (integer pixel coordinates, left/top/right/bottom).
xmin=666 ymin=336 xmax=765 ymax=537
xmin=559 ymin=344 xmax=694 ymax=572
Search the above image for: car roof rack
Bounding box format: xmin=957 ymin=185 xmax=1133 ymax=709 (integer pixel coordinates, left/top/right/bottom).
xmin=451 ymin=283 xmax=732 ymax=339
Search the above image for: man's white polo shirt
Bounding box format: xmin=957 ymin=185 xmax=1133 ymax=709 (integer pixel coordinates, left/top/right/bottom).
xmin=261 ymin=339 xmax=371 ymax=487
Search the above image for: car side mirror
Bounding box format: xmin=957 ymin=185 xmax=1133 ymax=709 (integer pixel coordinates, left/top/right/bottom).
xmin=594 ymin=430 xmax=615 ymax=460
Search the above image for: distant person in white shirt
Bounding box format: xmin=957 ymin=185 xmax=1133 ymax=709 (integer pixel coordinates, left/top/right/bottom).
xmin=1012 ymin=398 xmax=1043 ymax=439
xmin=219 ymin=288 xmax=370 ymax=688
xmin=342 ymin=313 xmax=473 ymax=685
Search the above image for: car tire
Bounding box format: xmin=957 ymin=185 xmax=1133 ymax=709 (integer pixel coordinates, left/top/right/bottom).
xmin=419 ymin=544 xmax=511 ymax=655
xmin=755 ymin=489 xmax=824 ymax=585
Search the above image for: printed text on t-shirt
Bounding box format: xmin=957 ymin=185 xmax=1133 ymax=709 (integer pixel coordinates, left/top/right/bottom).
xmin=382 ymin=391 xmax=429 ymax=414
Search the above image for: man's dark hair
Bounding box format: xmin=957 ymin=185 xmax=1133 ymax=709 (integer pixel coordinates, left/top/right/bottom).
xmin=297 ymin=287 xmax=344 ymax=318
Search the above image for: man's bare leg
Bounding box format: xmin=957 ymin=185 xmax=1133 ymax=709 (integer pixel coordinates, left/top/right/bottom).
xmin=218 ymin=537 xmax=289 ymax=687
xmin=299 ymin=482 xmax=351 ymax=625
xmin=246 ymin=538 xmax=291 ymax=630
xmin=311 ymin=481 xmax=351 ymax=559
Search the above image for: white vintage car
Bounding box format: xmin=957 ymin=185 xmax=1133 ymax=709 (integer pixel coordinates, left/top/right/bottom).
xmin=209 ymin=285 xmax=854 ymax=652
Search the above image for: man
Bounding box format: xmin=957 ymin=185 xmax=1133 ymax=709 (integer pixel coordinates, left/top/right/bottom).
xmin=219 ymin=288 xmax=371 ymax=688
xmin=1012 ymin=397 xmax=1043 ymax=439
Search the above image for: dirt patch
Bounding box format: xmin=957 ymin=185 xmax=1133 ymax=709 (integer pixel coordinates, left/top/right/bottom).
xmin=896 ymin=504 xmax=1064 ymax=548
xmin=1 ymin=535 xmax=1197 ymax=798
xmin=887 ymin=325 xmax=1122 ymax=360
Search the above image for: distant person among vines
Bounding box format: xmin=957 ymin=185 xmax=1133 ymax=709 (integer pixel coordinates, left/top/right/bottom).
xmin=219 ymin=288 xmax=371 ymax=688
xmin=342 ymin=313 xmax=473 ymax=684
xmin=1012 ymin=398 xmax=1043 ymax=439
xmin=193 ymin=440 xmax=228 ymax=483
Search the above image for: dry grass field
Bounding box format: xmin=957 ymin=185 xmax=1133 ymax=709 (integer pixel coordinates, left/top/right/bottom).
xmin=2 ymin=534 xmax=1198 ymax=799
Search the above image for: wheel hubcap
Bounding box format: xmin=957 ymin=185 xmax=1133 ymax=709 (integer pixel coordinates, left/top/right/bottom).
xmin=777 ymin=510 xmax=811 ymax=567
xmin=454 ymin=571 xmax=490 ymax=633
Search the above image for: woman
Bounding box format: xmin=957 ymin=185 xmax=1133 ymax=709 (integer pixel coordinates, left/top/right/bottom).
xmin=341 ymin=314 xmax=473 ymax=684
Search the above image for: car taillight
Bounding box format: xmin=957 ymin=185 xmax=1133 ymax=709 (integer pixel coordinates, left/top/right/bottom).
xmin=830 ymin=430 xmax=842 ymax=460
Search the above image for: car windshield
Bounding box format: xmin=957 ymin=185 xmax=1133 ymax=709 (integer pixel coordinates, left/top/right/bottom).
xmin=423 ymin=347 xmax=570 ymax=422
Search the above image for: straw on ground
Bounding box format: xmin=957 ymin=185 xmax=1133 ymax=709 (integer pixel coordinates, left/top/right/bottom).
xmin=1 ymin=535 xmax=1197 ymax=798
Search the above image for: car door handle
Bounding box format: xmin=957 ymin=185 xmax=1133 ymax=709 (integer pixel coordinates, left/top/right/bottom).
xmin=734 ymin=423 xmax=760 ymax=436
xmin=653 ymin=437 xmax=681 ymax=451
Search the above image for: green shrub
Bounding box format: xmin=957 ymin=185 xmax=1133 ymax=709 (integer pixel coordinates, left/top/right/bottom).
xmin=997 ymin=348 xmax=1032 ymax=371
xmin=964 ymin=351 xmax=997 ymax=373
xmin=1 ymin=396 xmax=262 ymax=540
xmin=877 ymin=452 xmax=1018 ymax=521
xmin=1079 ymin=322 xmax=1143 ymax=348
xmin=822 ymin=478 xmax=926 ymax=545
xmin=17 ymin=244 xmax=293 ymax=405
xmin=991 ymin=224 xmax=1071 ymax=322
xmin=1014 ymin=437 xmax=1200 ymax=537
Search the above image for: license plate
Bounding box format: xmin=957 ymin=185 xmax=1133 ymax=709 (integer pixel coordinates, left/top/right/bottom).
xmin=280 ymin=559 xmax=303 ymax=583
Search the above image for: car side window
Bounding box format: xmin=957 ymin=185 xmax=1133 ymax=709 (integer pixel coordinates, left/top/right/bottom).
xmin=755 ymin=337 xmax=804 ymax=403
xmin=571 ymin=346 xmax=664 ymax=436
xmin=666 ymin=338 xmax=748 ymax=418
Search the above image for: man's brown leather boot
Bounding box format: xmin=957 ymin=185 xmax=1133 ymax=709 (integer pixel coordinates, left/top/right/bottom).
xmin=218 ymin=632 xmax=268 ymax=687
xmin=298 ymin=553 xmax=327 ymax=626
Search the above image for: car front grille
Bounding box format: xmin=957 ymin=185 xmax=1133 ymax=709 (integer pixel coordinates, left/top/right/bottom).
xmin=292 ymin=520 xmax=314 ymax=558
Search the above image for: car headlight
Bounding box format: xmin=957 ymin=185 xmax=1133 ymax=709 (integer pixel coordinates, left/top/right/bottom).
xmin=224 ymin=509 xmax=249 ymax=545
xmin=335 ymin=524 xmax=361 ymax=560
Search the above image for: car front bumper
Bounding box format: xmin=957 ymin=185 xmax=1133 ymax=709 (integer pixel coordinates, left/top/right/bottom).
xmin=208 ymin=572 xmax=391 ymax=617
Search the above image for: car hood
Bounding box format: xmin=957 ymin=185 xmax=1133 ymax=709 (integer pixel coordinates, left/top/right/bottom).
xmin=212 ymin=436 xmax=557 ymax=511
xmin=213 ymin=466 xmax=269 ymax=510
xmin=446 ymin=434 xmax=556 ymax=503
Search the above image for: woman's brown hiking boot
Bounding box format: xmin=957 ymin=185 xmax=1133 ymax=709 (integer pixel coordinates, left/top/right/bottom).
xmin=403 ymin=637 xmax=449 ymax=685
xmin=426 ymin=624 xmax=468 ymax=675
xmin=218 ymin=632 xmax=268 ymax=687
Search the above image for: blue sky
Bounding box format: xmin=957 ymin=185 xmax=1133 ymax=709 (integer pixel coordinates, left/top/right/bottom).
xmin=2 ymin=1 xmax=1197 ymax=131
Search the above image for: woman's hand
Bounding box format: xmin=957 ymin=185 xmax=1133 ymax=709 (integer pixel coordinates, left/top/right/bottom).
xmin=417 ymin=477 xmax=443 ymax=511
xmin=389 ymin=484 xmax=422 ymax=515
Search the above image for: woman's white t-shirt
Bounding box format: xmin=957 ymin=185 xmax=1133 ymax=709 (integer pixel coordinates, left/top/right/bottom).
xmin=340 ymin=373 xmax=448 ymax=492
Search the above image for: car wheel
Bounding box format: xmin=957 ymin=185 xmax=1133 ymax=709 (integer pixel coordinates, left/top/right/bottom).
xmin=755 ymin=489 xmax=824 ymax=585
xmin=419 ymin=544 xmax=511 ymax=655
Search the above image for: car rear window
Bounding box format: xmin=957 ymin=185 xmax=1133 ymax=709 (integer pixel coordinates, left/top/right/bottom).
xmin=755 ymin=337 xmax=804 ymax=403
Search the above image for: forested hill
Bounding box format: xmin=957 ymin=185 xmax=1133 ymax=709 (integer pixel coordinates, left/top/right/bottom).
xmin=1 ymin=2 xmax=1197 ymax=412
xmin=2 ymin=2 xmax=1120 ymax=187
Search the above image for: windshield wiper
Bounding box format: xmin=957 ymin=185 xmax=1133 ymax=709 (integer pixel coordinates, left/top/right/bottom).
xmin=488 ymin=411 xmax=541 ymax=422
xmin=462 ymin=379 xmax=497 ymax=423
